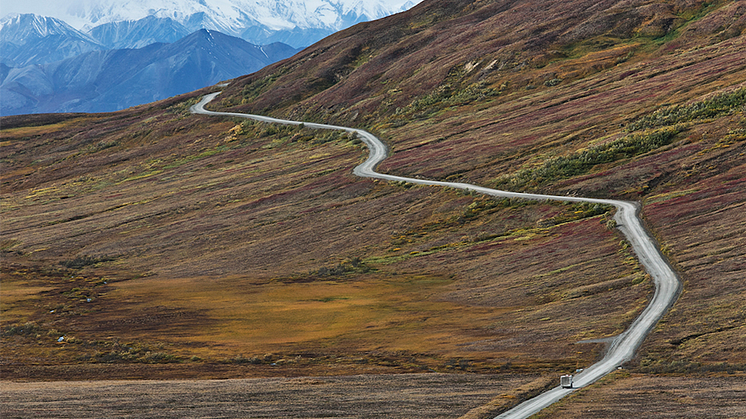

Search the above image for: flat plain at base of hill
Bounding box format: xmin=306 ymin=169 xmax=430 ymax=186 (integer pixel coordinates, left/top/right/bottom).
xmin=3 ymin=372 xmax=744 ymax=418
xmin=534 ymin=372 xmax=746 ymax=418
xmin=0 ymin=373 xmax=535 ymax=419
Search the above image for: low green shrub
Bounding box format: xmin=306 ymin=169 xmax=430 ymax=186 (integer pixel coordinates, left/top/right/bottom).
xmin=60 ymin=255 xmax=115 ymax=269
xmin=2 ymin=322 xmax=41 ymax=337
xmin=394 ymin=81 xmax=498 ymax=120
xmin=498 ymin=126 xmax=682 ymax=189
xmin=626 ymin=88 xmax=746 ymax=132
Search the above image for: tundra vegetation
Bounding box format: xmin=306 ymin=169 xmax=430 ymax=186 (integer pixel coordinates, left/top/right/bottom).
xmin=2 ymin=0 xmax=745 ymax=416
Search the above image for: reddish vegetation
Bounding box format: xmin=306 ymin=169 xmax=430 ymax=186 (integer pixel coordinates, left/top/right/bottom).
xmin=213 ymin=0 xmax=746 ymax=377
xmin=2 ymin=0 xmax=746 ymax=416
xmin=0 ymin=95 xmax=647 ymax=386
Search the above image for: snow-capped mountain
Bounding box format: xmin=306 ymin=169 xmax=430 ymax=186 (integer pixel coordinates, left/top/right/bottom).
xmin=65 ymin=0 xmax=417 ymax=31
xmin=0 ymin=13 xmax=92 ymax=45
xmin=88 ymin=15 xmax=191 ymax=49
xmin=11 ymin=0 xmax=422 ymax=47
xmin=1 ymin=29 xmax=300 ymax=115
xmin=0 ymin=14 xmax=105 ymax=66
xmin=0 ymin=0 xmax=424 ymax=115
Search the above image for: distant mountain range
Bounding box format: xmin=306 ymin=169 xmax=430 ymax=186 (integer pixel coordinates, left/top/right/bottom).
xmin=0 ymin=14 xmax=105 ymax=67
xmin=88 ymin=15 xmax=192 ymax=49
xmin=0 ymin=1 xmax=421 ymax=116
xmin=0 ymin=26 xmax=299 ymax=115
xmin=3 ymin=0 xmax=421 ymax=48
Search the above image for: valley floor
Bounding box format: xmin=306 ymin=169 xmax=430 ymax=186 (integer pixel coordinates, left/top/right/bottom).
xmin=1 ymin=373 xmax=535 ymax=419
xmin=1 ymin=372 xmax=744 ymax=418
xmin=535 ymin=372 xmax=746 ymax=418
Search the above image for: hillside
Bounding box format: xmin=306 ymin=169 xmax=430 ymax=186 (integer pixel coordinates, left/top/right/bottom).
xmin=213 ymin=0 xmax=746 ymax=374
xmin=1 ymin=0 xmax=745 ymax=416
xmin=3 ymin=0 xmax=423 ymax=48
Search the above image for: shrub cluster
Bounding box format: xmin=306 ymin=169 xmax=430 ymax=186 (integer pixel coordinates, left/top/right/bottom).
xmin=60 ymin=255 xmax=115 ymax=269
xmin=85 ymin=350 xmax=181 ymax=364
xmin=461 ymin=196 xmax=532 ymax=219
xmin=241 ymin=72 xmax=284 ymax=102
xmin=78 ymin=342 xmax=182 ymax=364
xmin=496 ymin=88 xmax=745 ymax=190
xmin=626 ymin=88 xmax=746 ymax=132
xmin=394 ymin=81 xmax=498 ymax=120
xmin=2 ymin=321 xmax=41 ymax=337
xmin=549 ymin=202 xmax=612 ymax=225
xmin=499 ymin=126 xmax=682 ymax=189
xmin=314 ymin=257 xmax=370 ymax=277
xmin=235 ymin=121 xmax=354 ymax=146
xmin=222 ymin=355 xmax=263 ymax=364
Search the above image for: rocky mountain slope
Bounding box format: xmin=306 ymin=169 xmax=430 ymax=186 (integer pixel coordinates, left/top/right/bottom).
xmin=0 ymin=29 xmax=298 ymax=115
xmin=87 ymin=15 xmax=192 ymax=49
xmin=1 ymin=0 xmax=744 ymax=416
xmin=0 ymin=14 xmax=104 ymax=66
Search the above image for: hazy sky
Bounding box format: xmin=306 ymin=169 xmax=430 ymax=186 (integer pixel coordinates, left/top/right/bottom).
xmin=1 ymin=0 xmax=70 ymax=17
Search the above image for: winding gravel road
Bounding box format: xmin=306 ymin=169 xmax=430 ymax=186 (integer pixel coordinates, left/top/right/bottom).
xmin=192 ymin=92 xmax=682 ymax=418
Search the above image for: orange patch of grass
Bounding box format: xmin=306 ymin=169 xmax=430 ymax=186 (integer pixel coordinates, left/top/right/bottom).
xmin=0 ymin=281 xmax=54 ymax=321
xmin=106 ymin=274 xmax=500 ymax=357
xmin=0 ymin=121 xmax=80 ymax=138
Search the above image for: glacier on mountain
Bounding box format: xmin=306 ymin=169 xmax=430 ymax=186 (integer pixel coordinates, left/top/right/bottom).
xmin=2 ymin=0 xmax=423 ymax=48
xmin=16 ymin=0 xmax=422 ymax=33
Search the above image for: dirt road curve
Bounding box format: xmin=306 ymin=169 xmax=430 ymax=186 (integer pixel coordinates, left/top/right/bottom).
xmin=191 ymin=92 xmax=683 ymax=417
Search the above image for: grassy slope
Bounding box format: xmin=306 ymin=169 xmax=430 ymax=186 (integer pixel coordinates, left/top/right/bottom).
xmin=1 ymin=97 xmax=642 ymax=379
xmin=213 ymin=0 xmax=746 ymax=372
xmin=211 ymin=0 xmax=746 ymax=412
xmin=1 ymin=0 xmax=745 ymax=415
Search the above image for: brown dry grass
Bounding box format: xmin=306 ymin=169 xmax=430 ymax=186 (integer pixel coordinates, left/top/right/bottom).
xmin=1 ymin=96 xmax=646 ymax=380
xmin=534 ymin=371 xmax=746 ymax=418
xmin=210 ymin=0 xmax=746 ymax=380
xmin=0 ymin=373 xmax=539 ymax=418
xmin=1 ymin=1 xmax=745 ymax=416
